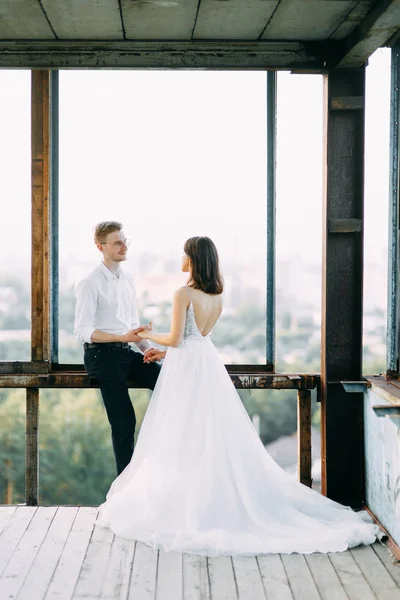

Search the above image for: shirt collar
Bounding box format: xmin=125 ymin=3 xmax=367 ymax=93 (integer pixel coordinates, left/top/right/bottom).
xmin=100 ymin=262 xmax=124 ymax=281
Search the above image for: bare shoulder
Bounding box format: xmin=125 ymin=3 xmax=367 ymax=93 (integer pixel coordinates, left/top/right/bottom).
xmin=173 ymin=286 xmax=191 ymax=305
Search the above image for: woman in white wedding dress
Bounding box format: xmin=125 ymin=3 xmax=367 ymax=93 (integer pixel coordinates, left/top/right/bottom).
xmin=98 ymin=236 xmax=379 ymax=556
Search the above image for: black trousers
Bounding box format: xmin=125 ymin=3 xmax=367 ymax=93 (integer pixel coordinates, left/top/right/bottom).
xmin=84 ymin=346 xmax=161 ymax=475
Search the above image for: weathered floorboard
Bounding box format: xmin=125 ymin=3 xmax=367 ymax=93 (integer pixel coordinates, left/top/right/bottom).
xmin=350 ymin=545 xmax=400 ymax=600
xmin=281 ymin=554 xmax=321 ymax=600
xmin=44 ymin=506 xmax=98 ymax=600
xmin=73 ymin=522 xmax=115 ymax=599
xmin=156 ymin=548 xmax=183 ymax=600
xmin=231 ymin=555 xmax=266 ymax=600
xmin=372 ymin=543 xmax=400 ymax=587
xmin=0 ymin=509 xmax=399 ymax=600
xmin=328 ymin=550 xmax=376 ymax=600
xmin=304 ymin=553 xmax=348 ymax=600
xmin=183 ymin=554 xmax=211 ymax=600
xmin=0 ymin=506 xmax=37 ymax=577
xmin=128 ymin=541 xmax=158 ymax=600
xmin=208 ymin=556 xmax=238 ymax=600
xmin=17 ymin=507 xmax=78 ymax=600
xmin=257 ymin=554 xmax=293 ymax=600
xmin=99 ymin=535 xmax=135 ymax=600
xmin=0 ymin=506 xmax=56 ymax=599
xmin=0 ymin=506 xmax=16 ymax=535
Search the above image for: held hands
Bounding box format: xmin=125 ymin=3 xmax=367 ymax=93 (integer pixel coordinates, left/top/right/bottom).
xmin=137 ymin=322 xmax=153 ymax=340
xmin=121 ymin=322 xmax=152 ymax=343
xmin=121 ymin=326 xmax=147 ymax=343
xmin=143 ymin=347 xmax=166 ymax=364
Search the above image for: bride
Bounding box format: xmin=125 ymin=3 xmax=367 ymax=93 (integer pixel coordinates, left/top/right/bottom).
xmin=97 ymin=236 xmax=378 ymax=556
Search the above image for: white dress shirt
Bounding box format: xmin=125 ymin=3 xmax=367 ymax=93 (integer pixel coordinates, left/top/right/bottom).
xmin=74 ymin=262 xmax=150 ymax=352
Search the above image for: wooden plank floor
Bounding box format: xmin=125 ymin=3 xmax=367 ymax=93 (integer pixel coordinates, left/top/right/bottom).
xmin=0 ymin=507 xmax=399 ymax=600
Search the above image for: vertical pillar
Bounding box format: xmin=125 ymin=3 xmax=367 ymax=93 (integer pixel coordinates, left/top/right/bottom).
xmin=31 ymin=70 xmax=51 ymax=363
xmin=297 ymin=390 xmax=312 ymax=487
xmin=50 ymin=71 xmax=59 ymax=364
xmin=387 ymin=44 xmax=400 ymax=376
xmin=29 ymin=70 xmax=53 ymax=505
xmin=321 ymin=69 xmax=366 ymax=508
xmin=26 ymin=388 xmax=39 ymax=506
xmin=266 ymin=70 xmax=276 ymax=371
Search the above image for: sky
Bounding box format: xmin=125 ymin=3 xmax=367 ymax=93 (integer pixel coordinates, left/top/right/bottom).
xmin=0 ymin=49 xmax=391 ymax=291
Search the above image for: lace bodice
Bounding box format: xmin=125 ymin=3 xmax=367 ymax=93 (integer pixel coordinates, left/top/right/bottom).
xmin=182 ymin=302 xmax=212 ymax=343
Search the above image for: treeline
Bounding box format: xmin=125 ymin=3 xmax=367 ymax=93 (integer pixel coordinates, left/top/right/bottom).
xmin=0 ymin=387 xmax=319 ymax=505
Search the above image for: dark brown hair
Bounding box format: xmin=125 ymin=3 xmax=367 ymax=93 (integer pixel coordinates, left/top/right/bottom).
xmin=184 ymin=236 xmax=224 ymax=295
xmin=94 ymin=221 xmax=122 ymax=244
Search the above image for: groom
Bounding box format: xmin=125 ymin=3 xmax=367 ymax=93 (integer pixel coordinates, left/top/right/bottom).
xmin=74 ymin=221 xmax=164 ymax=474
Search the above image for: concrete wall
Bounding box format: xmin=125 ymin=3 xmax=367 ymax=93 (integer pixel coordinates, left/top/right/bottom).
xmin=364 ymin=389 xmax=400 ymax=546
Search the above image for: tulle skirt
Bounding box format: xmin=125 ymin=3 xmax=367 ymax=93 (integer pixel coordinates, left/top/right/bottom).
xmin=97 ymin=337 xmax=379 ymax=556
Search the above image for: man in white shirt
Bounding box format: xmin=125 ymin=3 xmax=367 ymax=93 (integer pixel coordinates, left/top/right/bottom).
xmin=74 ymin=221 xmax=162 ymax=474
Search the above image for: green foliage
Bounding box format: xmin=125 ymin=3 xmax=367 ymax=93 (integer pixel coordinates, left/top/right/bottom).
xmin=239 ymin=389 xmax=320 ymax=446
xmin=0 ymin=390 xmax=25 ymax=503
xmin=0 ymin=388 xmax=151 ymax=506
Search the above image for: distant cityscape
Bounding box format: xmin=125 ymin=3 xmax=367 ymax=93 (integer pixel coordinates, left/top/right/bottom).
xmin=0 ymin=249 xmax=387 ymax=373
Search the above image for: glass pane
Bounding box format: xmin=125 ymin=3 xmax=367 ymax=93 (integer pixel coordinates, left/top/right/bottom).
xmin=363 ymin=48 xmax=390 ymax=375
xmin=0 ymin=71 xmax=31 ymax=361
xmin=276 ymin=73 xmax=323 ymax=372
xmin=58 ymin=71 xmax=266 ymax=365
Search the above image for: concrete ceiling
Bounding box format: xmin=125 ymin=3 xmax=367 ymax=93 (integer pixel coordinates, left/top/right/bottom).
xmin=0 ymin=0 xmax=399 ymax=70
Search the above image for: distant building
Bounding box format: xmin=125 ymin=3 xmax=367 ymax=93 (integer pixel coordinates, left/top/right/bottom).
xmin=265 ymin=426 xmax=322 ymax=492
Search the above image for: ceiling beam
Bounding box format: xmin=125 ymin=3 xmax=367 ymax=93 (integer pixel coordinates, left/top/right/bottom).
xmin=0 ymin=40 xmax=330 ymax=71
xmin=332 ymin=0 xmax=400 ymax=68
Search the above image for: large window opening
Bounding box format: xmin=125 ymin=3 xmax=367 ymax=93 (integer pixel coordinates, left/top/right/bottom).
xmin=0 ymin=71 xmax=31 ymax=362
xmin=58 ymin=71 xmax=267 ymax=365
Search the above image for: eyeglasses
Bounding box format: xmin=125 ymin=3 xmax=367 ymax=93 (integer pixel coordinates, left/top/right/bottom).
xmin=100 ymin=238 xmax=131 ymax=248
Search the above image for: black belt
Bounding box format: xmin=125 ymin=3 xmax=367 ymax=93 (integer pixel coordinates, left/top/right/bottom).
xmin=84 ymin=342 xmax=129 ymax=350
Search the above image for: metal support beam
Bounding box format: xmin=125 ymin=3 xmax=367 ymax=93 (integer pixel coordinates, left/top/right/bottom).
xmin=321 ymin=69 xmax=366 ymax=508
xmin=387 ymin=43 xmax=400 ymax=375
xmin=0 ymin=371 xmax=319 ymax=390
xmin=50 ymin=71 xmax=59 ymax=364
xmin=0 ymin=40 xmax=327 ymax=71
xmin=266 ymin=70 xmax=276 ymax=371
xmin=334 ymin=0 xmax=400 ymax=69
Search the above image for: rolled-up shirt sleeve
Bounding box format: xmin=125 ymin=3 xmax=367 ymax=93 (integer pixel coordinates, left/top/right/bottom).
xmin=74 ymin=279 xmax=98 ymax=343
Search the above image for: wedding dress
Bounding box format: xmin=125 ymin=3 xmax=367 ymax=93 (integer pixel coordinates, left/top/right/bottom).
xmin=97 ymin=300 xmax=379 ymax=556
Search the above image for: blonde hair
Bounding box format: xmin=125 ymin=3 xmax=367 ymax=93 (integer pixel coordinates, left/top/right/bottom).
xmin=94 ymin=221 xmax=122 ymax=244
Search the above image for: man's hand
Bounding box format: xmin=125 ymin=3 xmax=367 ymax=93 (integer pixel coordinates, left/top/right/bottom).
xmin=137 ymin=322 xmax=153 ymax=340
xmin=143 ymin=347 xmax=166 ymax=364
xmin=122 ymin=327 xmax=146 ymax=343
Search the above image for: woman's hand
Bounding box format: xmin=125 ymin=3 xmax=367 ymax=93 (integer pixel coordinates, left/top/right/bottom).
xmin=137 ymin=322 xmax=153 ymax=339
xmin=143 ymin=347 xmax=166 ymax=363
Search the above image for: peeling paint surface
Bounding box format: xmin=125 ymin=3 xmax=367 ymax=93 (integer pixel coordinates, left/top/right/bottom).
xmin=364 ymin=389 xmax=400 ymax=546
